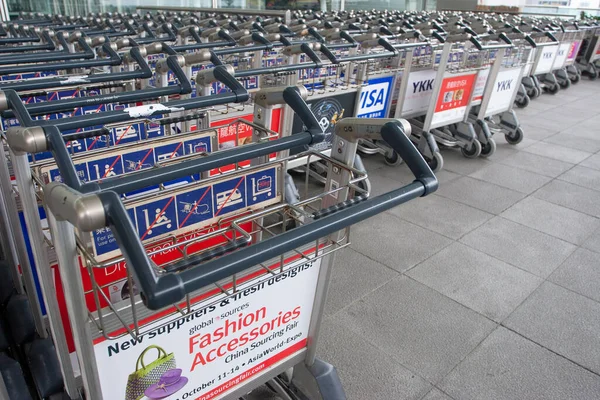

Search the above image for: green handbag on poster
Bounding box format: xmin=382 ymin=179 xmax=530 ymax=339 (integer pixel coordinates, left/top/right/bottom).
xmin=125 ymin=345 xmax=176 ymax=400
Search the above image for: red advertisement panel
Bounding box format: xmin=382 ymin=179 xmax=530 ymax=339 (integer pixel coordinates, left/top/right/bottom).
xmin=434 ymin=73 xmax=477 ymax=113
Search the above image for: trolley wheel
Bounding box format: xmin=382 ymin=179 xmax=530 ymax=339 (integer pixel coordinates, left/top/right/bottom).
xmin=515 ymin=95 xmax=530 ymax=108
xmin=25 ymin=338 xmax=64 ymax=398
xmin=5 ymin=295 xmax=35 ymax=345
xmin=0 ymin=354 xmax=33 ymax=400
xmin=532 ymin=86 xmax=541 ymax=98
xmin=427 ymin=152 xmax=444 ymax=172
xmin=505 ymin=127 xmax=524 ymax=145
xmin=559 ymin=79 xmax=571 ymax=89
xmin=460 ymin=140 xmax=482 ymax=159
xmin=544 ymin=84 xmax=560 ymax=95
xmin=592 ymin=70 xmax=599 ymax=80
xmin=480 ymin=139 xmax=497 ymax=158
xmin=571 ymin=73 xmax=581 ymax=83
xmin=384 ymin=151 xmax=402 ymax=167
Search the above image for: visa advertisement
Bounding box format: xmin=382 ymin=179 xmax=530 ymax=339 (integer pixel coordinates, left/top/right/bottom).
xmin=356 ymin=76 xmax=394 ymax=119
xmin=93 ymin=258 xmax=321 ymax=400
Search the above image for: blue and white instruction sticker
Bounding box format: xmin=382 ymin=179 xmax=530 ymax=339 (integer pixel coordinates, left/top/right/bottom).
xmin=246 ymin=168 xmax=276 ymax=205
xmin=87 ymin=164 xmax=282 ymax=262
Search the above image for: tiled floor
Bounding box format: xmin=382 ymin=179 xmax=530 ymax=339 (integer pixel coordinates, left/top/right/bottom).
xmin=315 ymin=81 xmax=600 ymax=400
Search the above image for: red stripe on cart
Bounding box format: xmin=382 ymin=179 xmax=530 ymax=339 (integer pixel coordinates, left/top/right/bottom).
xmin=196 ymin=339 xmax=307 ymax=400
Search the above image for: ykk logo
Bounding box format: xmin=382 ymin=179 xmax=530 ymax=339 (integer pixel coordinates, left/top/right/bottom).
xmin=497 ymin=79 xmax=513 ymax=92
xmin=413 ymin=79 xmax=434 ymax=93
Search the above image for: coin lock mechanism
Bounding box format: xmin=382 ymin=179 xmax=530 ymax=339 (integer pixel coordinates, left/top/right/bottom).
xmin=325 ymin=118 xmax=412 ymax=209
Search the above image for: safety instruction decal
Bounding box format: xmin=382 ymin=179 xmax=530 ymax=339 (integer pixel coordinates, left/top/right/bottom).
xmin=89 ymin=164 xmax=281 ymax=261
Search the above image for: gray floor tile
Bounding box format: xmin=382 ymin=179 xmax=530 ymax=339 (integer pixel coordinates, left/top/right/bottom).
xmin=337 ymin=276 xmax=496 ymax=383
xmin=517 ymin=123 xmax=561 ymax=141
xmin=559 ymin=165 xmax=600 ymax=192
xmin=544 ymin=105 xmax=598 ymax=121
xmin=317 ymin=316 xmax=432 ymax=400
xmin=580 ymin=153 xmax=600 ymax=171
xmin=549 ymin=248 xmax=600 ymax=303
xmin=483 ymin=139 xmax=536 ymax=163
xmin=407 ymin=243 xmax=542 ymax=322
xmin=439 ymin=149 xmax=494 ymax=176
xmin=563 ymin=120 xmax=600 ymax=141
xmin=359 ymin=153 xmax=386 ymax=171
xmin=534 ymin=180 xmax=600 ymax=218
xmin=436 ymin=176 xmax=525 ymax=214
xmin=460 ymin=217 xmax=576 ymax=278
xmin=499 ymin=151 xmax=574 ymax=178
xmin=501 ymin=197 xmax=600 ymax=245
xmin=440 ymin=326 xmax=600 ymax=400
xmin=469 ymin=163 xmax=553 ymax=194
xmin=376 ymin=164 xmax=461 ymax=186
xmin=544 ymin=132 xmax=600 ymax=153
xmin=367 ymin=171 xmax=411 ymax=197
xmin=422 ymin=388 xmax=455 ymax=400
xmin=505 ymin=281 xmax=600 ymax=375
xmin=350 ymin=213 xmax=452 ymax=272
xmin=325 ymin=248 xmax=398 ymax=316
xmin=523 ymin=142 xmax=592 ymax=164
xmin=520 ymin=115 xmax=574 ymax=132
xmin=582 ymin=227 xmax=600 ymax=254
xmin=375 ymin=163 xmax=461 ymax=187
xmin=389 ymin=194 xmax=493 ymax=240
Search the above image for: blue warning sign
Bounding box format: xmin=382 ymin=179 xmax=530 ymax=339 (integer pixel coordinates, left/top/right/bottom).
xmin=135 ymin=196 xmax=178 ymax=241
xmin=155 ymin=142 xmax=184 ymax=163
xmin=88 ymin=155 xmax=124 ymax=181
xmin=184 ymin=137 xmax=211 ymax=155
xmin=246 ymin=168 xmax=276 ymax=206
xmin=212 ymin=176 xmax=247 ymax=217
xmin=176 ymin=186 xmax=214 ymax=229
xmin=123 ymin=148 xmax=155 ymax=173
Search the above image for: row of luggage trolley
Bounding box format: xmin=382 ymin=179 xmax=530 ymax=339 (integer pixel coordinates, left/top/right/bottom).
xmin=0 ymin=7 xmax=596 ymax=400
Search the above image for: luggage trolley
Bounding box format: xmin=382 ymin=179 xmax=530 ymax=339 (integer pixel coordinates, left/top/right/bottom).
xmin=392 ymin=31 xmax=486 ymax=171
xmin=575 ymin=20 xmax=600 ymax=80
xmin=552 ymin=23 xmax=585 ymax=86
xmin=21 ymin=83 xmax=436 ymax=399
xmin=0 ymin=60 xmax=247 ymax=398
xmin=521 ymin=28 xmax=560 ymax=97
xmin=354 ymin=31 xmax=432 ymax=166
xmin=468 ymin=33 xmax=532 ymax=150
xmin=466 ymin=32 xmax=527 ymax=150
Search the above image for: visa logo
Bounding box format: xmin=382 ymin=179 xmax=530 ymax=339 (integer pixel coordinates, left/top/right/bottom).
xmin=543 ymin=52 xmax=553 ymax=59
xmin=358 ymin=82 xmax=390 ymax=114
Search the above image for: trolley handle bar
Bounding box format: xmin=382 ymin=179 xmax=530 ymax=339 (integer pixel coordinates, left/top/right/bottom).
xmin=0 ymin=43 xmax=141 ymax=92
xmin=45 ymin=119 xmax=437 ymax=310
xmin=1 ymin=65 xmax=244 ymax=132
xmin=2 ymin=53 xmax=189 ymax=118
xmin=0 ymin=39 xmax=121 ymax=75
